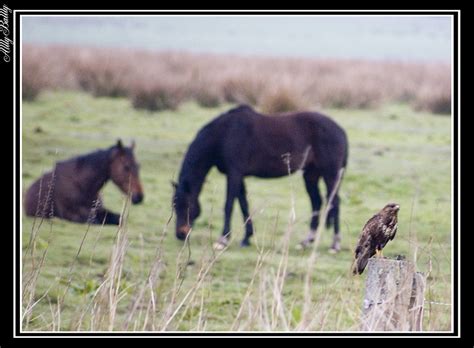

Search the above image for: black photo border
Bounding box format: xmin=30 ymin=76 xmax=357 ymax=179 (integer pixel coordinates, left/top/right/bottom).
xmin=7 ymin=7 xmax=463 ymax=342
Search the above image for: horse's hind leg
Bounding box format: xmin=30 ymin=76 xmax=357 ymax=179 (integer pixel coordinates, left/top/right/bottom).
xmin=300 ymin=168 xmax=322 ymax=248
xmin=323 ymin=169 xmax=343 ymax=253
xmin=238 ymin=180 xmax=253 ymax=247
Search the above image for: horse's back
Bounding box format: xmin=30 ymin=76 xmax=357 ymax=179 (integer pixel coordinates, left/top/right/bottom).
xmin=285 ymin=111 xmax=347 ymax=140
xmin=295 ymin=111 xmax=348 ymax=166
xmin=24 ymin=171 xmax=55 ymax=217
xmin=214 ymin=107 xmax=348 ymax=175
xmin=223 ymin=107 xmax=347 ymax=144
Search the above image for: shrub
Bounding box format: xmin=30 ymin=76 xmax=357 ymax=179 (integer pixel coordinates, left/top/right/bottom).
xmin=258 ymin=87 xmax=309 ymax=114
xmin=413 ymin=86 xmax=451 ymax=115
xmin=193 ymin=88 xmax=222 ymax=108
xmin=130 ymin=80 xmax=186 ymax=112
xmin=221 ymin=76 xmax=265 ymax=105
xmin=187 ymin=77 xmax=223 ymax=108
xmin=22 ymin=51 xmax=50 ymax=101
xmin=72 ymin=56 xmax=131 ymax=98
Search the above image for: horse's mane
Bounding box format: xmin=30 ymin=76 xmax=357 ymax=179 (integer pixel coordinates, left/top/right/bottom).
xmin=178 ymin=105 xmax=256 ymax=185
xmin=79 ymin=149 xmax=111 ymax=168
xmin=56 ymin=148 xmax=111 ymax=171
xmin=179 ymin=131 xmax=212 ymax=180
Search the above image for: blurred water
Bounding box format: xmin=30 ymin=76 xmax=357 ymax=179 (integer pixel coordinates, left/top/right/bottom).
xmin=22 ymin=15 xmax=452 ymax=62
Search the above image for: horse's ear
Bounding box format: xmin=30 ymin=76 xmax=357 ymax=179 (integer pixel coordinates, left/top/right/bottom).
xmin=130 ymin=139 xmax=136 ymax=151
xmin=110 ymin=139 xmax=125 ymax=158
xmin=171 ymin=180 xmax=178 ymax=190
xmin=116 ymin=139 xmax=124 ymax=149
xmin=114 ymin=139 xmax=126 ymax=155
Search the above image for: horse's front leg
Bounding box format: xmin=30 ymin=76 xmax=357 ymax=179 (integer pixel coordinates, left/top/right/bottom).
xmin=93 ymin=208 xmax=121 ymax=225
xmin=89 ymin=196 xmax=120 ymax=225
xmin=214 ymin=174 xmax=242 ymax=250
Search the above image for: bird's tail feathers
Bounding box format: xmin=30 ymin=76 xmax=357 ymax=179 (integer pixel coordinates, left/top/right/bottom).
xmin=352 ymin=254 xmax=369 ymax=275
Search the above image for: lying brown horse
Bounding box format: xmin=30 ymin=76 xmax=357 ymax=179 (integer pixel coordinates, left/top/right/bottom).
xmin=173 ymin=105 xmax=348 ymax=251
xmin=24 ymin=140 xmax=144 ymax=225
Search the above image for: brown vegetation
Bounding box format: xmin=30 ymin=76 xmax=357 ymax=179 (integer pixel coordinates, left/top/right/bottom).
xmin=22 ymin=44 xmax=451 ymax=115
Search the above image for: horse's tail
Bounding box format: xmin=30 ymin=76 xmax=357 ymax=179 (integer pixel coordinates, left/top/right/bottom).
xmin=343 ymin=142 xmax=349 ymax=169
xmin=326 ymin=214 xmax=335 ymax=229
xmin=328 ymin=129 xmax=348 ymax=230
xmin=342 ymin=127 xmax=349 ymax=169
xmin=325 ymin=165 xmax=346 ymax=230
xmin=326 ymin=203 xmax=338 ymax=229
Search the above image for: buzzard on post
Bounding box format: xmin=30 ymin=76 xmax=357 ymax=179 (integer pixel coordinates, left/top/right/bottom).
xmin=352 ymin=203 xmax=400 ymax=275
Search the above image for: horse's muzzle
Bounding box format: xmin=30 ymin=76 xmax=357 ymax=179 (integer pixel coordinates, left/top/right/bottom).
xmin=131 ymin=192 xmax=144 ymax=204
xmin=176 ymin=225 xmax=191 ymax=240
xmin=176 ymin=231 xmax=187 ymax=241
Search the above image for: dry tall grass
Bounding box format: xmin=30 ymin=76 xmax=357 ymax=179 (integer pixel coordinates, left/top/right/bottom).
xmin=21 ymin=163 xmax=353 ymax=332
xmin=21 ymin=153 xmax=451 ymax=333
xmin=22 ymin=44 xmax=451 ymax=114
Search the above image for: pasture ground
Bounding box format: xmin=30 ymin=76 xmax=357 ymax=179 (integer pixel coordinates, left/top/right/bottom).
xmin=21 ymin=91 xmax=452 ymax=332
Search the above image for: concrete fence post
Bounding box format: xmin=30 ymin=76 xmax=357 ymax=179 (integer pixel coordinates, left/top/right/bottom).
xmin=360 ymin=258 xmax=425 ymax=331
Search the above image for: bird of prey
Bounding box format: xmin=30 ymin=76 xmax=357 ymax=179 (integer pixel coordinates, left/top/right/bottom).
xmin=352 ymin=203 xmax=400 ymax=275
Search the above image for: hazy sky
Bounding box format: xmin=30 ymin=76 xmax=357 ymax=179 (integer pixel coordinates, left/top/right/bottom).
xmin=22 ymin=15 xmax=452 ymax=62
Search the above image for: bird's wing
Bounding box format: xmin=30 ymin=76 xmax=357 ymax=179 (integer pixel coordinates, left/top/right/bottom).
xmin=389 ymin=222 xmax=398 ymax=241
xmin=381 ymin=212 xmax=398 ymax=241
xmin=355 ymin=214 xmax=380 ymax=255
xmin=353 ymin=214 xmax=381 ymax=274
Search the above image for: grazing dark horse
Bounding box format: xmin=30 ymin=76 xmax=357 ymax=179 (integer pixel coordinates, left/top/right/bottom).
xmin=24 ymin=140 xmax=144 ymax=225
xmin=173 ymin=105 xmax=348 ymax=251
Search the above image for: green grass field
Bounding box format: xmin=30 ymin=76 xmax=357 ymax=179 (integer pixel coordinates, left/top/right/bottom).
xmin=21 ymin=91 xmax=452 ymax=332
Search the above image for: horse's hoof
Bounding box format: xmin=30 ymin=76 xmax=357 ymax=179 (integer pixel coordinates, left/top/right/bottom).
xmin=213 ymin=242 xmax=226 ymax=251
xmin=295 ymin=243 xmax=304 ymax=251
xmin=328 ymin=247 xmax=340 ymax=254
xmin=213 ymin=238 xmax=229 ymax=250
xmin=213 ymin=236 xmax=230 ymax=251
xmin=297 ymin=238 xmax=314 ymax=250
xmin=240 ymin=240 xmax=251 ymax=247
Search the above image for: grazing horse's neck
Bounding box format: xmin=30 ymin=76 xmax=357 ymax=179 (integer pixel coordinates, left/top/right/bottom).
xmin=179 ymin=130 xmax=216 ymax=198
xmin=179 ymin=156 xmax=213 ymax=199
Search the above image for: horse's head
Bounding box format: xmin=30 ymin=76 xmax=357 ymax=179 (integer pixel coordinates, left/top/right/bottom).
xmin=109 ymin=139 xmax=144 ymax=204
xmin=172 ymin=180 xmax=201 ymax=241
